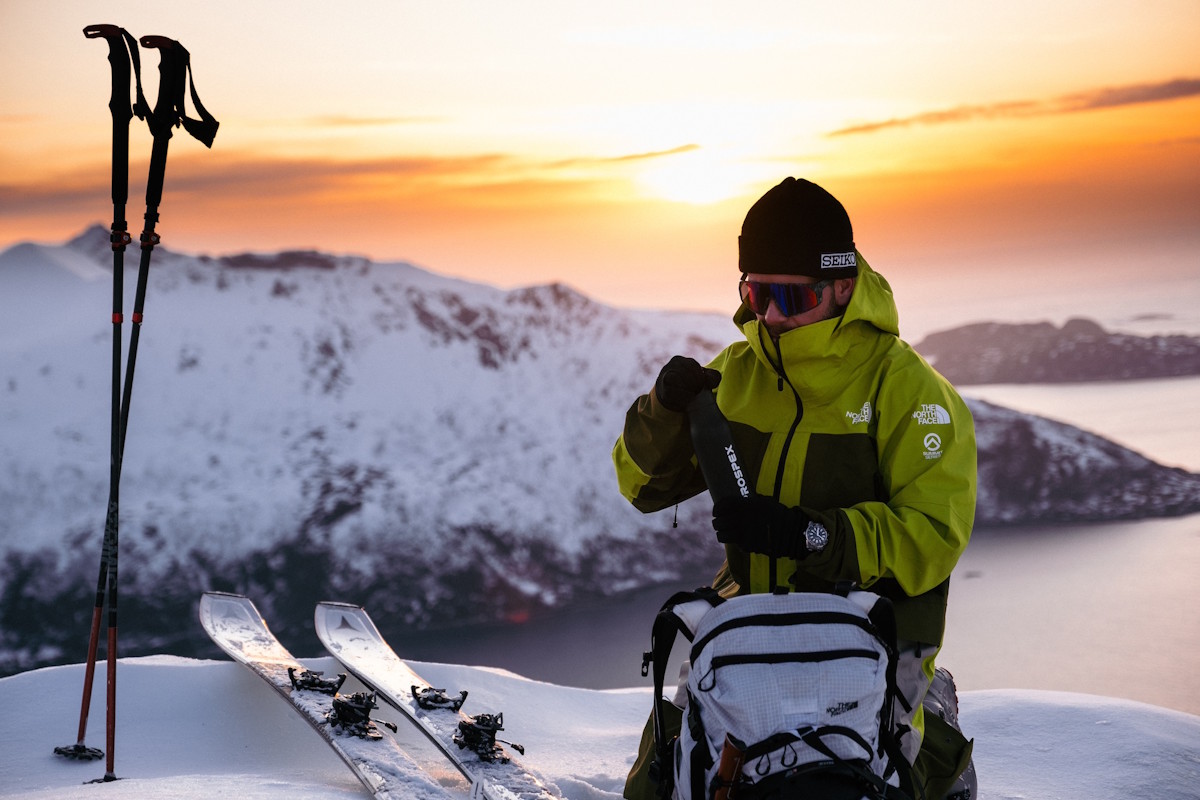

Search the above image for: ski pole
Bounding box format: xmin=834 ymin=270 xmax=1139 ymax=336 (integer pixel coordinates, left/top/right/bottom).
xmin=89 ymin=35 xmax=219 ymax=783
xmin=56 ymin=24 xmax=147 ymax=765
xmin=121 ymin=34 xmax=218 ymax=439
xmin=121 ymin=35 xmax=215 ymax=439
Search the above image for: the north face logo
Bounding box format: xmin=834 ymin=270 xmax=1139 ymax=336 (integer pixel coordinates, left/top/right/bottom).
xmin=912 ymin=404 xmax=951 ymax=425
xmin=846 ymin=402 xmax=872 ymax=425
xmin=827 ymin=700 xmax=860 ymax=717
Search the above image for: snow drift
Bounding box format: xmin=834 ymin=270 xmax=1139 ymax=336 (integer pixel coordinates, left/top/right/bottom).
xmin=2 ymin=655 xmax=1198 ymax=799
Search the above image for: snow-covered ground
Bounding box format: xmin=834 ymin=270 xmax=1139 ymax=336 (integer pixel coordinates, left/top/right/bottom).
xmin=3 ymin=655 xmax=1198 ymax=799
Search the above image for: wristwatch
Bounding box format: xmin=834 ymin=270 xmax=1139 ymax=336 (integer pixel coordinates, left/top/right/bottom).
xmin=803 ymin=521 xmax=829 ymax=553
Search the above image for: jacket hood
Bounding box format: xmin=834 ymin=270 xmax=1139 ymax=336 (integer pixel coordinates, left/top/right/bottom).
xmin=839 ymin=252 xmax=899 ymax=337
xmin=734 ymin=252 xmax=901 ymax=400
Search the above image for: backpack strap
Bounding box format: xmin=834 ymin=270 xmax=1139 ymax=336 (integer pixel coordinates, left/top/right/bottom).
xmin=641 ymin=587 xmax=724 ymax=798
xmin=854 ymin=593 xmax=923 ymax=797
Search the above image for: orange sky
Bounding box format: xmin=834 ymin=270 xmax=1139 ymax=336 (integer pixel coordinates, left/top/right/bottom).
xmin=2 ymin=1 xmax=1198 ymax=315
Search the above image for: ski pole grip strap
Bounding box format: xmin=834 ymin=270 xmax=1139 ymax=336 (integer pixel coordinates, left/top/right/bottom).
xmin=140 ymin=35 xmax=219 ymax=147
xmin=180 ymin=60 xmax=219 ymax=147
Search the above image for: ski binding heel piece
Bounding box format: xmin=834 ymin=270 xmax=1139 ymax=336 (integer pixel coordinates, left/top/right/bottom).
xmin=412 ymin=684 xmax=468 ymax=711
xmin=453 ymin=712 xmax=525 ymax=762
xmin=326 ymin=691 xmax=398 ymax=739
xmin=288 ymin=667 xmax=346 ymax=695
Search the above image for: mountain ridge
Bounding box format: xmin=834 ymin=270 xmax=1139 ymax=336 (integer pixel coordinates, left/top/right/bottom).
xmin=914 ymin=318 xmax=1200 ymax=383
xmin=3 ymin=227 xmax=1199 ymax=675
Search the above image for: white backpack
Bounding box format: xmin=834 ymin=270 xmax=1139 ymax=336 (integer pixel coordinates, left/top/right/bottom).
xmin=641 ymin=588 xmax=910 ymax=800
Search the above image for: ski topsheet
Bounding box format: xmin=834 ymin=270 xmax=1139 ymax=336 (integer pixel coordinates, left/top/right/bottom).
xmin=315 ymin=601 xmax=562 ymax=800
xmin=199 ymin=592 xmax=481 ymax=800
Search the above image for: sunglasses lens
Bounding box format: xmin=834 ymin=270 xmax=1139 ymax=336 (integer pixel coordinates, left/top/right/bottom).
xmin=740 ymin=281 xmax=822 ymax=316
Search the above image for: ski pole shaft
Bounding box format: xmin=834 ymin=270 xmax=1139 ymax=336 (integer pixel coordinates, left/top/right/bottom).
xmin=64 ymin=25 xmax=145 ymax=761
xmin=103 ymin=537 xmax=119 ymax=779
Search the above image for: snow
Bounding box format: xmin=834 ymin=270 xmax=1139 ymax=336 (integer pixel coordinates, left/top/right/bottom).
xmin=0 ymin=230 xmax=736 ymax=567
xmin=2 ymin=655 xmax=1198 ymax=799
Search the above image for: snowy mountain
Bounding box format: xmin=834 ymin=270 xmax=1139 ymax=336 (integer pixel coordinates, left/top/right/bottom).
xmin=6 ymin=656 xmax=1199 ymax=799
xmin=4 ymin=227 xmax=1200 ymax=676
xmin=914 ymin=317 xmax=1200 ymax=383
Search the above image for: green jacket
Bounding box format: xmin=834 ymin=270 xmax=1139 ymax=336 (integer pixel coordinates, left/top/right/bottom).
xmin=613 ymin=256 xmax=977 ymax=645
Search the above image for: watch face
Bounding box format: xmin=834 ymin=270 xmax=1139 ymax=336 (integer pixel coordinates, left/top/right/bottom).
xmin=805 ymin=522 xmax=829 ymax=552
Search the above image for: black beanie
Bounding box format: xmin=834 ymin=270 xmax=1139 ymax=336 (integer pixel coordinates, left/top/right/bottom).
xmin=738 ymin=177 xmax=857 ymax=279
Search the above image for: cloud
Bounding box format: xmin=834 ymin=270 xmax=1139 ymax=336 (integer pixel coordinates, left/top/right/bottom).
xmin=0 ymin=146 xmax=628 ymax=219
xmin=546 ymin=144 xmax=700 ymax=169
xmin=1061 ymin=78 xmax=1200 ymax=111
xmin=829 ymin=77 xmax=1200 ymax=136
xmin=301 ymin=115 xmax=446 ymax=128
xmin=0 ymin=151 xmax=512 ymax=216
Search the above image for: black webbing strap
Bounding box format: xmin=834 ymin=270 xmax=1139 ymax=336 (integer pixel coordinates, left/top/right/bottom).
xmin=864 ymin=595 xmax=921 ymax=797
xmin=642 ymin=588 xmax=724 ymax=798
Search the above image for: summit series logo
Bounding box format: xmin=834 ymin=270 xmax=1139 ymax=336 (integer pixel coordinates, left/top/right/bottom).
xmin=922 ymin=432 xmax=943 ymax=460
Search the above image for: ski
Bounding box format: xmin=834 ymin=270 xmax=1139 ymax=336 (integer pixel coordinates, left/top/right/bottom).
xmin=199 ymin=592 xmax=482 ymax=799
xmin=315 ymin=601 xmax=563 ymax=800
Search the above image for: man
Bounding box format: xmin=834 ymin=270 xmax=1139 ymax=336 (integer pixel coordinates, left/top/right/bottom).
xmin=613 ymin=177 xmax=977 ymax=799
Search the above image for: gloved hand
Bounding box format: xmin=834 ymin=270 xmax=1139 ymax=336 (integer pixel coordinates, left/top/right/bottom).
xmin=712 ymin=495 xmax=815 ymax=559
xmin=654 ymin=355 xmax=722 ymax=412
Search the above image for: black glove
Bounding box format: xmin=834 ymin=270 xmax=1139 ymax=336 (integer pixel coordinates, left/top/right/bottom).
xmin=654 ymin=355 xmax=721 ymax=412
xmin=712 ymin=495 xmax=813 ymax=559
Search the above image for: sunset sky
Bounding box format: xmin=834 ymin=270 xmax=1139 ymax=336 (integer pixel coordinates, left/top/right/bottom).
xmin=2 ymin=0 xmax=1198 ymax=318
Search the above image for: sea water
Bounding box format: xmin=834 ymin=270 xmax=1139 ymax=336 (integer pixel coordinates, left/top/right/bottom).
xmin=961 ymin=376 xmax=1200 ymax=472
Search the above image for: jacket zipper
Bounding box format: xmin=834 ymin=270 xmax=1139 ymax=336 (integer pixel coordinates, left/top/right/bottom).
xmin=766 ymin=334 xmax=804 ymax=590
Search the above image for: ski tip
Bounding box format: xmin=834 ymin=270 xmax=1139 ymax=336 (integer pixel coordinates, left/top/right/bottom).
xmin=199 ymin=591 xmax=260 ymax=629
xmin=203 ymin=590 xmax=250 ymax=601
xmin=317 ymin=600 xmax=363 ymax=611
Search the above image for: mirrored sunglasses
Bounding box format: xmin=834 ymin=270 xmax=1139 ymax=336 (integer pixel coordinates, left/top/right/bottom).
xmin=738 ymin=278 xmax=832 ymax=317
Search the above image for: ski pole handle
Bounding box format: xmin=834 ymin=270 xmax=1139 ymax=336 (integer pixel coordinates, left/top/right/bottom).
xmin=83 ymin=25 xmax=132 ymax=114
xmin=687 ymin=390 xmax=751 ymax=506
xmin=83 ymin=25 xmax=142 ymax=207
xmin=140 ymin=36 xmax=188 ymax=142
xmin=140 ymin=34 xmax=220 ymax=148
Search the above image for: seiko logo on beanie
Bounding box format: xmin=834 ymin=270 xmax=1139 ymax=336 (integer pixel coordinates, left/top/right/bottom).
xmin=738 ymin=177 xmax=858 ymax=279
xmin=820 ymin=251 xmax=856 ymax=270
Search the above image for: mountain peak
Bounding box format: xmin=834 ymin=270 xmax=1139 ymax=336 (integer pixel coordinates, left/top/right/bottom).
xmin=66 ymin=223 xmax=110 ymax=248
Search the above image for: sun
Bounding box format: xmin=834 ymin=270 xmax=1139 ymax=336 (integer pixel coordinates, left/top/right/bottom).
xmin=634 ymin=148 xmax=760 ymax=205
